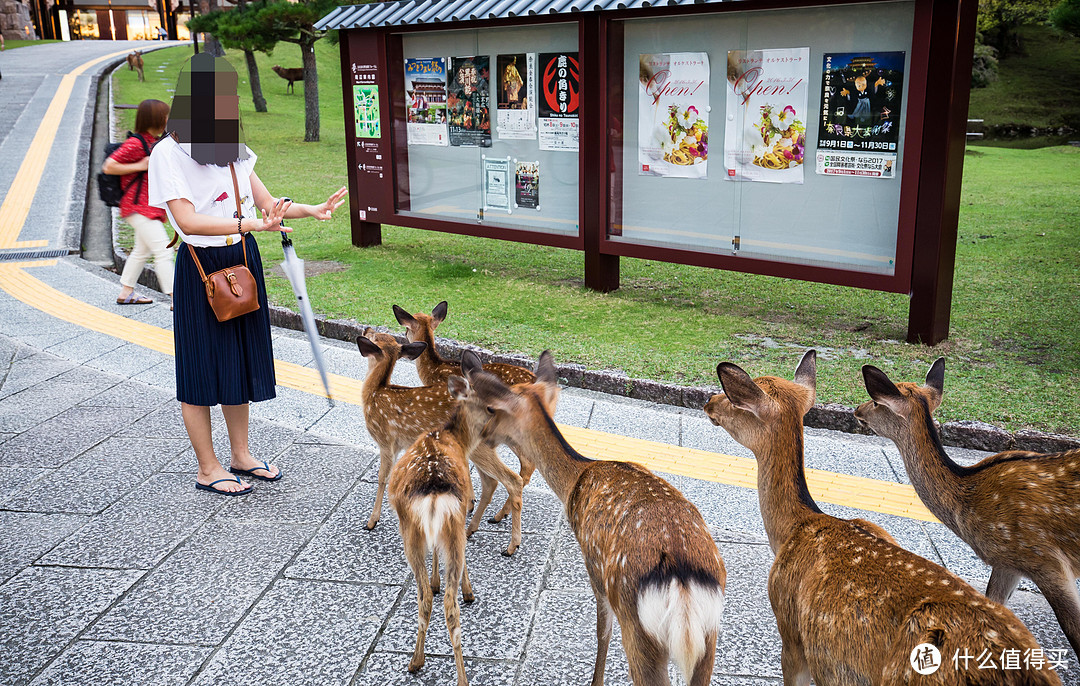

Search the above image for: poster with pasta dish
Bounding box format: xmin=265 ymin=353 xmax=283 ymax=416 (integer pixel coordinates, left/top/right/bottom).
xmin=638 ymin=52 xmax=710 ymax=179
xmin=724 ymin=47 xmax=809 ymax=183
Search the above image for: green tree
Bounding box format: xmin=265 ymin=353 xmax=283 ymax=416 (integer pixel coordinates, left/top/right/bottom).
xmin=977 ymin=0 xmax=1057 ymax=55
xmin=1050 ymin=0 xmax=1080 ymax=37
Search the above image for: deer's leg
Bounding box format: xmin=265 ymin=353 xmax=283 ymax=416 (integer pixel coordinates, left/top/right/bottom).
xmin=588 ymin=590 xmax=614 ymax=686
xmin=402 ymin=527 xmax=432 ymax=674
xmin=470 ymin=443 xmax=523 ymax=556
xmin=688 ymin=630 xmax=717 ymax=686
xmin=466 ymin=472 xmax=498 ymax=540
xmin=622 ymin=623 xmax=670 ymax=686
xmin=985 ymin=565 xmax=1023 ymax=604
xmin=1032 ymin=566 xmax=1080 ymax=658
xmin=492 ymin=453 xmax=535 ymax=522
xmin=442 ymin=533 xmax=470 ymax=686
xmin=779 ymin=639 xmax=812 ymax=686
xmin=430 ymin=548 xmax=441 ymax=596
xmin=465 ymin=471 xmax=475 ymax=515
xmin=366 ymin=446 xmax=395 ymax=530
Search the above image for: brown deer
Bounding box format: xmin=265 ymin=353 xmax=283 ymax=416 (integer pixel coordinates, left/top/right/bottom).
xmin=387 ymin=352 xmax=491 ymax=686
xmin=856 ymin=359 xmax=1080 ymax=660
xmin=127 ymin=51 xmax=144 ymax=82
xmin=704 ymin=351 xmax=1058 ymax=686
xmin=272 ymin=65 xmax=303 ymax=94
xmin=358 ymin=329 xmax=525 ymax=555
xmin=394 ymin=301 xmax=538 ymax=524
xmin=461 ymin=351 xmax=726 ymax=686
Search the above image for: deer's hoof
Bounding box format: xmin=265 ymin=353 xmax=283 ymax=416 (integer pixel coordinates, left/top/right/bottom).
xmin=501 ymin=547 xmax=517 ymax=557
xmin=463 ymin=592 xmax=475 ymax=603
xmin=408 ymin=657 xmax=424 ymax=673
xmin=364 ymin=522 xmax=377 ymax=531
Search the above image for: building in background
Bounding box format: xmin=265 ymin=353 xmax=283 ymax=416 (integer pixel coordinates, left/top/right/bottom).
xmin=17 ymin=0 xmax=190 ymax=41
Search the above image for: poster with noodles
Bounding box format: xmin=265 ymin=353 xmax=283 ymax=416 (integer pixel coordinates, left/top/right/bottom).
xmin=724 ymin=47 xmax=810 ymax=183
xmin=496 ymin=53 xmax=536 ymax=140
xmin=638 ymin=52 xmax=710 ymax=179
xmin=538 ymin=52 xmax=579 ymax=152
xmin=448 ymin=55 xmax=491 ymax=147
xmin=816 ymin=51 xmax=905 ymax=178
xmin=405 ymin=57 xmax=449 ymax=146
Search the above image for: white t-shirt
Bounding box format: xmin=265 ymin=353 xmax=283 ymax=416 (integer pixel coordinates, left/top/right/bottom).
xmin=148 ymin=136 xmax=259 ymax=248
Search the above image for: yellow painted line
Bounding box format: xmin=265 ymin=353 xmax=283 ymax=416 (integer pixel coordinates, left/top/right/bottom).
xmin=0 ymin=48 xmax=137 ymax=249
xmin=0 ymin=263 xmax=938 ymax=524
xmin=14 ymin=240 xmax=49 ymax=249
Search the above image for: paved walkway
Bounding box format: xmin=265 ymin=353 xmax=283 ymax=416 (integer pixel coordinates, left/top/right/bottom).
xmin=0 ymin=42 xmax=1077 ymax=686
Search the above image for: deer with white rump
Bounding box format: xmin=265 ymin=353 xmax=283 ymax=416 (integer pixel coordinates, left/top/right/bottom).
xmin=394 ymin=301 xmax=539 ymax=533
xmin=387 ymin=350 xmax=492 ymax=686
xmin=462 ymin=351 xmax=726 ymax=686
xmin=856 ymin=359 xmax=1080 ymax=659
xmin=705 ymin=351 xmax=1057 ymax=686
xmin=358 ymin=329 xmax=525 ymax=555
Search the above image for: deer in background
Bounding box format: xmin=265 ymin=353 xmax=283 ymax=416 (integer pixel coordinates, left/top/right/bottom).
xmin=394 ymin=301 xmax=539 ymax=526
xmin=462 ymin=351 xmax=726 ymax=686
xmin=388 ymin=351 xmax=491 ymax=686
xmin=272 ymin=65 xmax=303 ymax=94
xmin=358 ymin=329 xmax=526 ymax=556
xmin=705 ymin=351 xmax=1057 ymax=686
xmin=127 ymin=51 xmax=144 ymax=82
xmin=856 ymin=359 xmax=1080 ymax=659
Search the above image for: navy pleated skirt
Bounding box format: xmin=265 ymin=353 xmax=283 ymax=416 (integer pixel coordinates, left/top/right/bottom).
xmin=173 ymin=235 xmax=276 ymax=406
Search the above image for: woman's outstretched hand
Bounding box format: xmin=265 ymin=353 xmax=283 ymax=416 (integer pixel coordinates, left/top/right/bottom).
xmin=254 ymin=197 xmax=293 ymax=232
xmin=311 ymin=187 xmax=348 ymax=221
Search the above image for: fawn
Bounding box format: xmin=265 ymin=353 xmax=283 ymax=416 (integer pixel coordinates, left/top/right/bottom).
xmin=856 ymin=359 xmax=1080 ymax=659
xmin=358 ymin=329 xmax=525 ymax=555
xmin=461 ymin=351 xmax=726 ymax=686
xmin=394 ymin=301 xmax=538 ymax=526
xmin=705 ymin=351 xmax=1058 ymax=686
xmin=388 ymin=352 xmax=492 ymax=686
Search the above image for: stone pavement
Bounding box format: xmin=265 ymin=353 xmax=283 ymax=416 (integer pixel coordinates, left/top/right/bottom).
xmin=0 ymin=41 xmax=1077 ymax=686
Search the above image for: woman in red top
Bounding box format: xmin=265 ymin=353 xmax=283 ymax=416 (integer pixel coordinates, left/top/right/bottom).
xmin=102 ymin=99 xmax=174 ymax=305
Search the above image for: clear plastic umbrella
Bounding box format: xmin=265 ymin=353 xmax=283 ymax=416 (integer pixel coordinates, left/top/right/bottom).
xmin=278 ymin=205 xmax=334 ymax=407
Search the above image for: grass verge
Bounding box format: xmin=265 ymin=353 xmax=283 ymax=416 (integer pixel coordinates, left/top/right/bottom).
xmin=114 ymin=45 xmax=1080 ymax=436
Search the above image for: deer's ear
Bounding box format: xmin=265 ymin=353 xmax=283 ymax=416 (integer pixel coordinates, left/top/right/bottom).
xmin=793 ymin=350 xmax=817 ymax=408
xmin=716 ymin=362 xmax=772 ymax=417
xmin=432 ymin=301 xmax=448 ymax=326
xmin=535 ymin=350 xmax=557 ymax=386
xmin=393 ymin=305 xmax=417 ymax=328
xmin=460 ymin=350 xmax=483 ymax=377
xmin=447 ymin=375 xmax=470 ymax=401
xmin=861 ymin=365 xmax=909 ymax=417
xmin=400 ymin=342 xmax=427 ymax=360
xmin=924 ymin=358 xmax=945 ymax=411
xmin=357 ymin=335 xmax=381 ymax=358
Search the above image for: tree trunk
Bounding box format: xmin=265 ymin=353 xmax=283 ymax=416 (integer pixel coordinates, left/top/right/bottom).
xmin=199 ymin=0 xmax=225 ymax=56
xmin=302 ymin=39 xmax=320 ymax=142
xmin=244 ymin=49 xmax=267 ymax=113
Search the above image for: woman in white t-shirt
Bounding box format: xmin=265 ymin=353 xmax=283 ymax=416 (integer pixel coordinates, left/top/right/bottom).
xmin=149 ymin=54 xmax=346 ymax=496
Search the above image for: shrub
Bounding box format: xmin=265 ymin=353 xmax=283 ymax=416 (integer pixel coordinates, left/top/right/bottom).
xmin=1050 ymin=0 xmax=1080 ymax=38
xmin=971 ymin=41 xmax=1000 ymax=88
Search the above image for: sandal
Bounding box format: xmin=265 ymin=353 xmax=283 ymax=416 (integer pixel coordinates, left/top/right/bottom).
xmin=229 ymin=460 xmax=282 ymax=482
xmin=195 ymin=476 xmax=253 ymax=496
xmin=117 ymin=293 xmax=153 ymax=305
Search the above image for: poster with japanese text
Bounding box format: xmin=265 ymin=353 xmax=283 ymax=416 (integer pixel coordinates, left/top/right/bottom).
xmin=515 ymin=160 xmax=540 ymax=210
xmin=405 ymin=57 xmax=449 ymax=146
xmin=816 ymin=52 xmax=905 ymax=178
xmin=538 ymin=53 xmax=579 ymax=152
xmin=483 ymin=156 xmax=512 ymax=212
xmin=724 ymin=47 xmax=809 ymax=183
xmin=496 ymin=53 xmax=536 ymax=140
xmin=354 ymin=84 xmax=380 ymax=139
xmin=638 ymin=52 xmax=710 ymax=179
xmin=448 ymin=56 xmax=491 ymax=147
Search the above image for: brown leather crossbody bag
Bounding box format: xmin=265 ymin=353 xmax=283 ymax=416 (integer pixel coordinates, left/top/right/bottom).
xmin=186 ymin=163 xmax=260 ymax=322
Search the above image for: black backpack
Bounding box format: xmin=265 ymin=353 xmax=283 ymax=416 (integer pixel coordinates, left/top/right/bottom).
xmin=97 ymin=132 xmax=151 ymax=208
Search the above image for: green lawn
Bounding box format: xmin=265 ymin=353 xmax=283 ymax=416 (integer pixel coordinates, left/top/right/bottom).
xmin=114 ymin=45 xmax=1080 ymax=436
xmin=3 ymin=39 xmax=63 ymax=50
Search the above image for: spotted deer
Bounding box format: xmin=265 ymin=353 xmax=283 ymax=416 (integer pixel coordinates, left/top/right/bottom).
xmin=462 ymin=351 xmax=726 ymax=686
xmin=358 ymin=329 xmax=525 ymax=555
xmin=856 ymin=359 xmax=1080 ymax=659
xmin=704 ymin=351 xmax=1057 ymax=686
xmin=394 ymin=301 xmax=539 ymax=524
xmin=388 ymin=353 xmax=493 ymax=686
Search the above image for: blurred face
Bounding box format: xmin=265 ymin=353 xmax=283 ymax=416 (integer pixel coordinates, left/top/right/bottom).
xmin=167 ymin=54 xmax=249 ymax=166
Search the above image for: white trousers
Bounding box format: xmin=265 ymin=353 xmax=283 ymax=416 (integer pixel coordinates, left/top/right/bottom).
xmin=120 ymin=212 xmax=175 ymax=294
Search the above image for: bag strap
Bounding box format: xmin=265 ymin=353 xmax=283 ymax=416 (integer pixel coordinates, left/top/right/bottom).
xmin=229 ymin=163 xmax=250 ymax=271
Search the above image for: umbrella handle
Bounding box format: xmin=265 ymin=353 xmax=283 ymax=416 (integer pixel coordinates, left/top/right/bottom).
xmin=279 ymin=197 xmax=292 ymax=248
